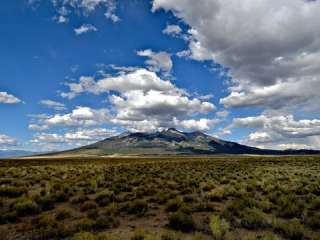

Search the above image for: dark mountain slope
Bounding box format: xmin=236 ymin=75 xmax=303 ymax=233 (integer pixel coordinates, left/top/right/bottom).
xmin=64 ymin=128 xmax=320 ymax=156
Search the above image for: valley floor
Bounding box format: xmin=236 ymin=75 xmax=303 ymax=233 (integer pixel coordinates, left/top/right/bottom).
xmin=0 ymin=156 xmax=320 ymax=240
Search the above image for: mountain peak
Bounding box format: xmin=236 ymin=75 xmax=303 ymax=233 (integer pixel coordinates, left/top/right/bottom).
xmin=71 ymin=128 xmax=320 ymax=156
xmin=165 ymin=128 xmax=181 ymax=133
xmin=161 ymin=128 xmax=186 ymax=137
xmin=117 ymin=131 xmax=132 ymax=138
xmin=189 ymin=130 xmax=207 ymax=137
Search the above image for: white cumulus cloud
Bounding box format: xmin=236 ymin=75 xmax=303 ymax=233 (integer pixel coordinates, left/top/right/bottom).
xmin=162 ymin=24 xmax=182 ymax=36
xmin=60 ymin=67 xmax=216 ymax=132
xmin=74 ymin=24 xmax=97 ymax=35
xmin=32 ymin=128 xmax=116 ymax=144
xmin=45 ymin=106 xmax=110 ymax=127
xmin=152 ymin=0 xmax=320 ymax=112
xmin=110 ymin=89 xmax=214 ymax=121
xmin=40 ymin=99 xmax=66 ymax=111
xmin=0 ymin=92 xmax=21 ymax=104
xmin=227 ymin=114 xmax=320 ymax=149
xmin=61 ymin=68 xmax=175 ymax=99
xmin=137 ymin=49 xmax=173 ymax=74
xmin=0 ymin=134 xmax=16 ymax=145
xmin=173 ymin=117 xmax=219 ymax=132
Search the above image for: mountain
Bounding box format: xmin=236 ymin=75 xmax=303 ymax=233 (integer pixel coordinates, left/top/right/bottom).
xmin=61 ymin=128 xmax=320 ymax=156
xmin=0 ymin=150 xmax=36 ymax=158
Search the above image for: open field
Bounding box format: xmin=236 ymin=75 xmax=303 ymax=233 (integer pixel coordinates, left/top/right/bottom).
xmin=1 ymin=156 xmax=320 ymax=240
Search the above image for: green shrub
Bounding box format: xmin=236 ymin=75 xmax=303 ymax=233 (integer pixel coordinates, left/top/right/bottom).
xmin=104 ymin=202 xmax=119 ymax=216
xmin=14 ymin=197 xmax=39 ymax=216
xmin=95 ymin=191 xmax=114 ymax=207
xmin=309 ymin=197 xmax=320 ymax=210
xmin=0 ymin=211 xmax=17 ymax=224
xmin=222 ymin=200 xmax=245 ymax=222
xmin=72 ymin=232 xmax=96 ymax=240
xmin=40 ymin=188 xmax=46 ymax=196
xmin=80 ymin=200 xmax=98 ymax=212
xmin=31 ymin=213 xmax=71 ymax=237
xmin=241 ymin=195 xmax=258 ymax=209
xmin=273 ymin=218 xmax=304 ymax=240
xmin=207 ymin=187 xmax=225 ymax=201
xmin=168 ymin=211 xmax=195 ymax=232
xmin=258 ymin=199 xmax=272 ymax=213
xmin=71 ymin=194 xmax=88 ymax=204
xmin=87 ymin=208 xmax=99 ymax=219
xmin=178 ymin=203 xmax=192 ymax=214
xmin=261 ymin=234 xmax=280 ymax=240
xmin=0 ymin=178 xmax=15 ymax=185
xmin=183 ymin=194 xmax=195 ymax=203
xmin=161 ymin=231 xmax=177 ymax=240
xmin=193 ymin=201 xmax=215 ymax=212
xmin=209 ymin=215 xmax=229 ymax=240
xmin=0 ymin=186 xmax=26 ymax=198
xmin=34 ymin=214 xmax=58 ymax=228
xmin=306 ymin=212 xmax=320 ymax=229
xmin=93 ymin=216 xmax=114 ymax=230
xmin=96 ymin=233 xmax=121 ymax=240
xmin=276 ymin=198 xmax=303 ymax=218
xmin=34 ymin=195 xmax=55 ymax=210
xmin=192 ymin=233 xmax=205 ymax=240
xmin=131 ymin=229 xmax=146 ymax=240
xmin=154 ymin=192 xmax=168 ymax=204
xmin=56 ymin=208 xmax=72 ymax=221
xmin=165 ymin=198 xmax=182 ymax=212
xmin=54 ymin=191 xmax=69 ymax=202
xmin=200 ymin=181 xmax=215 ymax=192
xmin=76 ymin=218 xmax=95 ymax=232
xmin=127 ymin=200 xmax=148 ymax=216
xmin=240 ymin=208 xmax=269 ymax=229
xmin=241 ymin=235 xmax=256 ymax=240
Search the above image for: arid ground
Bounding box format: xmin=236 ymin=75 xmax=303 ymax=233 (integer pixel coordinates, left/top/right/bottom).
xmin=1 ymin=156 xmax=320 ymax=240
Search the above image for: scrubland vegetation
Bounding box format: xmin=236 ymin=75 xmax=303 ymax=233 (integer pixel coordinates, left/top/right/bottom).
xmin=0 ymin=156 xmax=320 ymax=239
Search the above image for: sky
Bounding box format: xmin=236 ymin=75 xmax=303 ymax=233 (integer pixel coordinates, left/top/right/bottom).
xmin=1 ymin=0 xmax=320 ymax=152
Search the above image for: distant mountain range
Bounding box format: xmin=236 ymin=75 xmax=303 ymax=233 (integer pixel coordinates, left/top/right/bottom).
xmin=0 ymin=150 xmax=37 ymax=158
xmin=56 ymin=128 xmax=320 ymax=156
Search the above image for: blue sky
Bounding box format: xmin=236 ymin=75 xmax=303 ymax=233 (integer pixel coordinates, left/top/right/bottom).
xmin=1 ymin=0 xmax=320 ymax=152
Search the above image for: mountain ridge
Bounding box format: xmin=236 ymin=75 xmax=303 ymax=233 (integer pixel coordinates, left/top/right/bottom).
xmin=0 ymin=150 xmax=37 ymax=158
xmin=61 ymin=128 xmax=320 ymax=156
